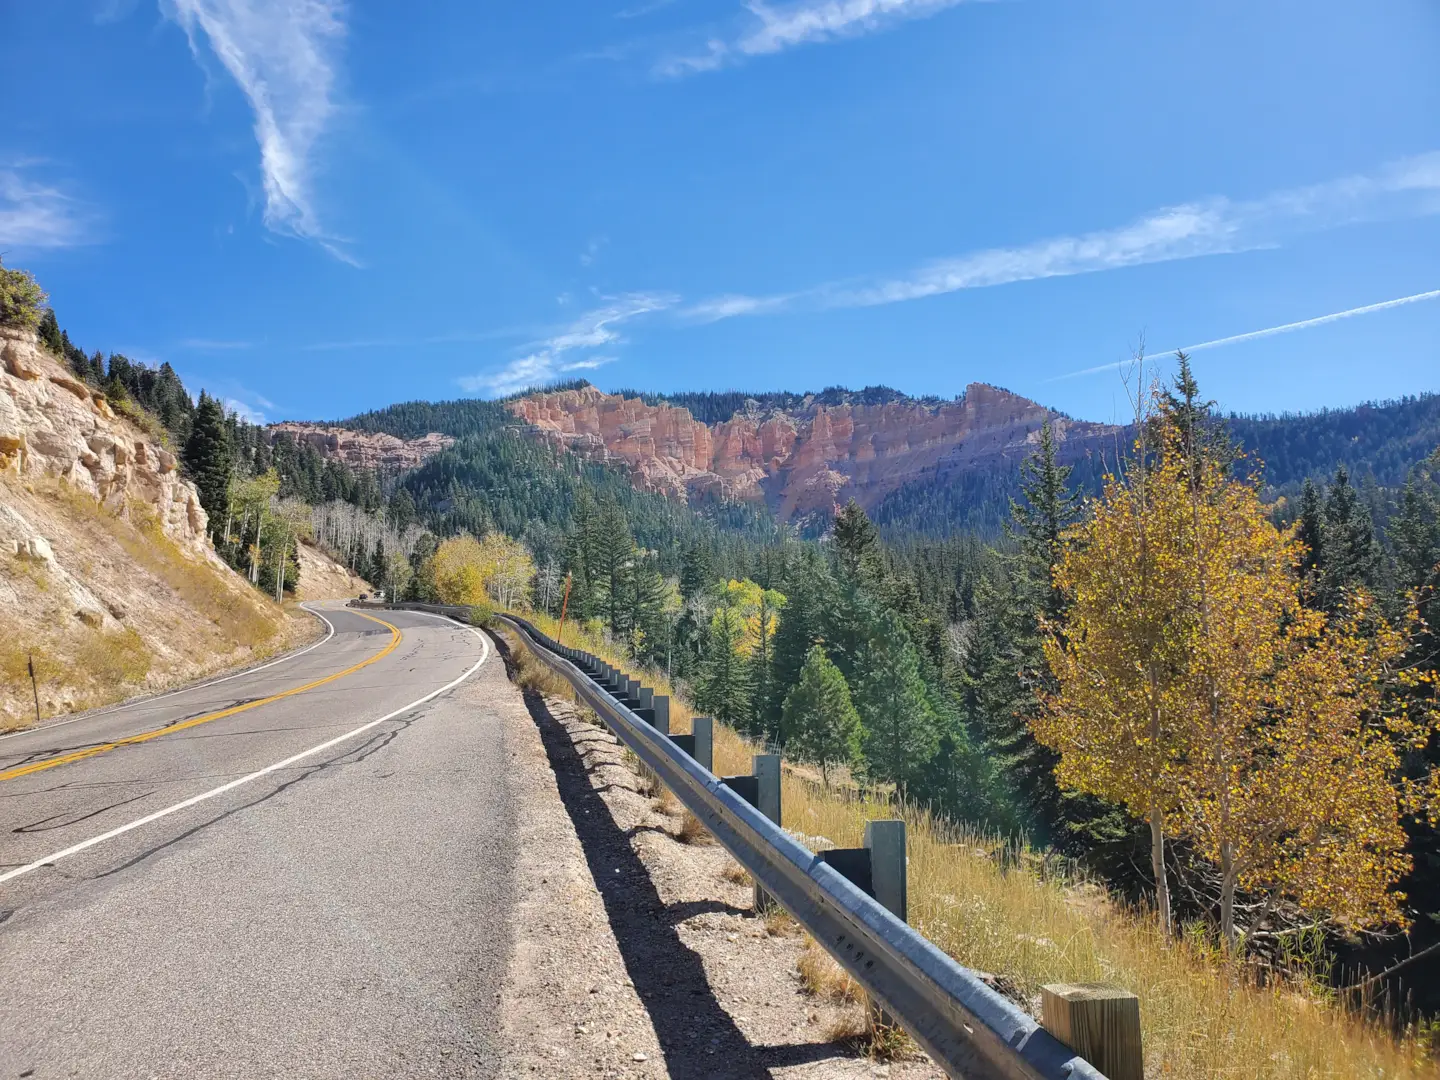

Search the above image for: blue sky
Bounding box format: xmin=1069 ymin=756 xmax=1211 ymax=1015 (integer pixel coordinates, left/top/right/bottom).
xmin=3 ymin=1 xmax=1438 ymax=426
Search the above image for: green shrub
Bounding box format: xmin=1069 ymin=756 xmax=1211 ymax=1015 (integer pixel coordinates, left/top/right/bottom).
xmin=0 ymin=259 xmax=47 ymax=331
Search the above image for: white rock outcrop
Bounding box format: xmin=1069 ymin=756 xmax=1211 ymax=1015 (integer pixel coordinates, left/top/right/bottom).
xmin=0 ymin=327 xmax=210 ymax=556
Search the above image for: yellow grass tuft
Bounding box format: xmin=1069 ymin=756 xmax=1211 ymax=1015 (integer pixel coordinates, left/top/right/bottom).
xmin=676 ymin=811 xmax=713 ymax=845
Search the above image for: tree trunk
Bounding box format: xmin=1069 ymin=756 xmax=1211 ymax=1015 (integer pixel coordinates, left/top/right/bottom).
xmin=1220 ymin=846 xmax=1237 ymax=955
xmin=275 ymin=532 xmax=288 ymax=603
xmin=1150 ymin=804 xmax=1172 ymax=935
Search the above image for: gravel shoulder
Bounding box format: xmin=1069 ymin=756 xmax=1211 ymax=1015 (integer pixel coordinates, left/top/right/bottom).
xmin=492 ymin=634 xmax=942 ymax=1080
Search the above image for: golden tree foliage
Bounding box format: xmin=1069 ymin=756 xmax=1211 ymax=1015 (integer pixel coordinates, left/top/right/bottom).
xmin=430 ymin=532 xmax=536 ymax=610
xmin=1038 ymin=401 xmax=1439 ymax=947
xmin=720 ymin=578 xmax=786 ymax=658
xmin=432 ymin=535 xmax=489 ymax=606
xmin=478 ymin=532 xmax=536 ymax=610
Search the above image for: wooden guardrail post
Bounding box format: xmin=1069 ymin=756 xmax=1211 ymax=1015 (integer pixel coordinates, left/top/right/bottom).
xmin=1040 ymin=984 xmax=1143 ymax=1080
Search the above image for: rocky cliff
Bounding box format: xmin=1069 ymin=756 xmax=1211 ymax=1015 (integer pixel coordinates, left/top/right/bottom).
xmin=509 ymin=383 xmax=1115 ymax=520
xmin=268 ymin=422 xmax=453 ymax=471
xmin=1 ymin=327 xmax=210 ymax=556
xmin=0 ymin=328 xmax=312 ymax=730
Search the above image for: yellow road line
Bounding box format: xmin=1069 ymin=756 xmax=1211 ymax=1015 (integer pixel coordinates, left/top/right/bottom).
xmin=0 ymin=611 xmax=403 ymax=783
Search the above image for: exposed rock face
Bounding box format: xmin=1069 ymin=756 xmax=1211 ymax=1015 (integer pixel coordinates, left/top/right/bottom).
xmin=509 ymin=383 xmax=1115 ymax=520
xmin=267 ymin=422 xmax=453 ymax=472
xmin=0 ymin=327 xmax=210 ymax=555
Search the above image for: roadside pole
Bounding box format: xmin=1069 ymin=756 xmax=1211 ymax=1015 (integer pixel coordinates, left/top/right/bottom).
xmin=28 ymin=654 xmax=40 ymax=725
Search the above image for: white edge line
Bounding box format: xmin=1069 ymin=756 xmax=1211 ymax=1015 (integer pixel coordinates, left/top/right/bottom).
xmin=0 ymin=612 xmax=489 ymax=886
xmin=0 ymin=603 xmax=339 ymax=743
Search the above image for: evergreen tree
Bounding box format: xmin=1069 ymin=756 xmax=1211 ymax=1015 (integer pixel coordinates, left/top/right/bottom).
xmin=783 ymin=645 xmax=863 ymax=784
xmin=832 ymin=499 xmax=880 ymax=580
xmin=1296 ymin=478 xmax=1325 ymax=592
xmin=697 ymin=604 xmax=750 ymax=728
xmin=964 ymin=419 xmax=1084 ymax=841
xmin=182 ymin=392 xmax=234 ymax=533
xmin=1319 ymin=465 xmax=1383 ymax=611
xmin=854 ymin=609 xmax=939 ymax=794
xmin=1008 ymin=420 xmax=1081 ymax=624
xmin=768 ymin=549 xmax=835 ymax=740
xmin=37 ymin=307 xmax=63 ymax=354
xmin=592 ymin=500 xmax=637 ymax=637
xmin=680 ymin=542 xmax=715 ymax=602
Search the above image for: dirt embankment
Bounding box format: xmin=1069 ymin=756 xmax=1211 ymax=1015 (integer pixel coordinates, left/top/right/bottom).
xmin=295 ymin=540 xmax=371 ymax=602
xmin=0 ymin=327 xmax=318 ymax=730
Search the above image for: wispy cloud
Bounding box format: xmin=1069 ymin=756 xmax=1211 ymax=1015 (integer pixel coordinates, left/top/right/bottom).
xmin=682 ymin=151 xmax=1440 ymax=321
xmin=1058 ymin=289 xmax=1440 ymax=380
xmin=224 ymin=397 xmax=268 ymax=424
xmin=300 ymin=326 xmax=535 ymax=351
xmin=165 ymin=0 xmax=353 ymax=263
xmin=657 ymin=0 xmax=970 ymax=76
xmin=580 ymin=235 xmax=608 ymax=267
xmin=0 ymin=165 xmax=98 ymax=249
xmin=458 ymin=293 xmax=675 ymax=398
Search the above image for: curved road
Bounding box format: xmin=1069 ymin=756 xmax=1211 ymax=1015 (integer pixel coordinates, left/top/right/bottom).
xmin=0 ymin=603 xmax=511 ymax=1079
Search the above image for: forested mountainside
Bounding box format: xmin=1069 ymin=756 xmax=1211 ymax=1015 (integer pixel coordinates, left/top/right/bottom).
xmin=335 ymin=381 xmax=1439 ymax=539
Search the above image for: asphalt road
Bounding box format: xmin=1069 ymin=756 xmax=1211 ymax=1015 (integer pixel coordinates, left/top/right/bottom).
xmin=0 ymin=602 xmax=511 ymax=1079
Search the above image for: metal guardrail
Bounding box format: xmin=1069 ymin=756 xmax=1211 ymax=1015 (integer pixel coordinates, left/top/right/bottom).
xmin=359 ymin=601 xmax=1109 ymax=1080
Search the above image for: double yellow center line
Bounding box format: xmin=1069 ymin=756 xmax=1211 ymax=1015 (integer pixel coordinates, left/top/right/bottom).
xmin=0 ymin=612 xmax=402 ymax=783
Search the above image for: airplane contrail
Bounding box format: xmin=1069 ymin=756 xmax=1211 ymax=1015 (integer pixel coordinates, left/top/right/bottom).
xmin=1056 ymin=287 xmax=1440 ymax=380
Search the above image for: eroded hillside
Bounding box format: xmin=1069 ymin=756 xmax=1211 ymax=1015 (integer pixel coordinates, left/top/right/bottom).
xmin=508 ymin=382 xmax=1117 ymax=521
xmin=0 ymin=327 xmax=316 ymax=729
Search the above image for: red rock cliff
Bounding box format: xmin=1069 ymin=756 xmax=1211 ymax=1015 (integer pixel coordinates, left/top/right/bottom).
xmin=508 ymin=383 xmax=1113 ymax=520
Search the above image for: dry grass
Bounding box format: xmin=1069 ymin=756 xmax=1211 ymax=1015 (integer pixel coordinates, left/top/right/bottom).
xmin=511 ymin=607 xmax=1440 ymax=1077
xmin=652 ymin=785 xmax=682 ymax=817
xmin=798 ymin=936 xmax=863 ymax=1004
xmin=721 ymin=861 xmax=752 ymax=887
xmin=763 ymin=905 xmax=800 ymax=937
xmin=48 ymin=482 xmax=278 ymax=651
xmin=676 ymin=811 xmax=714 ymax=845
xmin=75 ymin=627 xmax=152 ymax=686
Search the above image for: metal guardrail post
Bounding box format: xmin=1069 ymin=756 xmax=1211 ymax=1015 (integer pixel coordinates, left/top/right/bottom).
xmin=652 ymin=695 xmax=669 ymax=736
xmin=865 ymin=820 xmax=907 ymax=923
xmin=753 ymin=753 xmax=782 ymax=911
xmin=691 ymin=716 xmax=712 ymax=772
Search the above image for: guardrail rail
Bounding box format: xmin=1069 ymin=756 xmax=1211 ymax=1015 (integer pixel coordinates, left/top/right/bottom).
xmin=357 ymin=600 xmax=1121 ymax=1080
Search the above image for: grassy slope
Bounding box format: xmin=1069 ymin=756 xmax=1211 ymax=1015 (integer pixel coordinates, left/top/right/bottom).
xmin=0 ymin=476 xmax=310 ymax=731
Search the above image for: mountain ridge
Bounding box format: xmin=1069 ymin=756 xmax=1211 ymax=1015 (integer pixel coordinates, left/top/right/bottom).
xmin=506 ymin=381 xmax=1116 ymax=523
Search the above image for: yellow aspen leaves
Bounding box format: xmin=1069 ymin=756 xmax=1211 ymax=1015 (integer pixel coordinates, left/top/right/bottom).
xmin=1037 ymin=397 xmax=1439 ymax=946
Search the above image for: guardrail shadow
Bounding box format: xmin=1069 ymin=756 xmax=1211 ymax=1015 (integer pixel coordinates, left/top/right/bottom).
xmin=507 ymin=662 xmax=854 ymax=1077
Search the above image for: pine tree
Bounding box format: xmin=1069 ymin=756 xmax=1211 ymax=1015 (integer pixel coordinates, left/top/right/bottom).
xmin=769 ymin=549 xmax=835 ymax=740
xmin=964 ymin=417 xmax=1082 ymax=841
xmin=37 ymin=308 xmax=63 ymax=354
xmin=854 ymin=609 xmax=939 ymax=794
xmin=680 ymin=542 xmax=715 ymax=602
xmin=182 ymin=392 xmax=234 ymax=533
xmin=697 ymin=604 xmax=750 ymax=727
xmin=783 ymin=645 xmax=862 ymax=784
xmin=592 ymin=501 xmax=637 ymax=637
xmin=1296 ymin=478 xmax=1324 ymax=592
xmin=1319 ymin=465 xmax=1383 ymax=612
xmin=1008 ymin=420 xmax=1080 ymax=624
xmin=832 ymin=499 xmax=880 ymax=580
